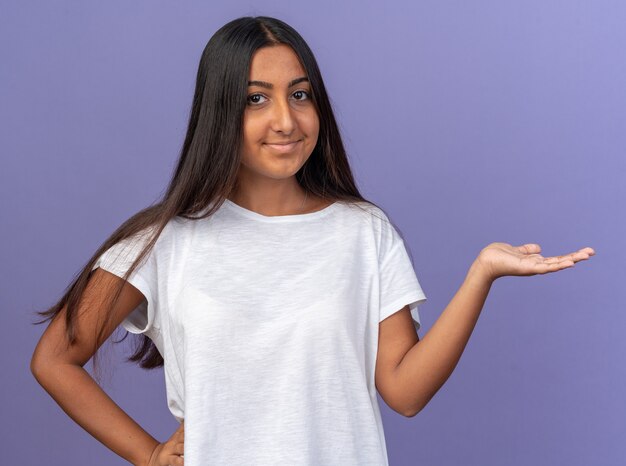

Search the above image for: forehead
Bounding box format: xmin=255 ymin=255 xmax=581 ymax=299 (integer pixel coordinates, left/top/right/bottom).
xmin=248 ymin=44 xmax=306 ymax=82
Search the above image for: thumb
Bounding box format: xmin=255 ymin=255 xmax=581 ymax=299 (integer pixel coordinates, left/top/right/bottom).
xmin=517 ymin=243 xmax=541 ymax=254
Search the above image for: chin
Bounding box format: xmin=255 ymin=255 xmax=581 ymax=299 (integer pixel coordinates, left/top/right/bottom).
xmin=260 ymin=158 xmax=310 ymax=175
xmin=267 ymin=166 xmax=306 ymax=179
xmin=241 ymin=163 xmax=304 ymax=181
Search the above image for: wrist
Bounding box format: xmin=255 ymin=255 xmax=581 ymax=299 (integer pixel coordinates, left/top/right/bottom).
xmin=467 ymin=258 xmax=496 ymax=288
xmin=137 ymin=442 xmax=160 ymax=466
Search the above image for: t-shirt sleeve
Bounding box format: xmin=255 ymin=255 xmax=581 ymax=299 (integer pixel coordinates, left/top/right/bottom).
xmin=90 ymin=228 xmax=159 ymax=336
xmin=377 ymin=214 xmax=427 ymax=330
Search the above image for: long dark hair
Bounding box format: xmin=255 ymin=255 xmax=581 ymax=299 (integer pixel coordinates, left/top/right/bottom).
xmin=33 ymin=15 xmax=390 ymax=380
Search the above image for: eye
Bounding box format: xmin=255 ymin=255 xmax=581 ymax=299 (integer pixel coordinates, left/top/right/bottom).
xmin=246 ymin=93 xmax=267 ymax=105
xmin=292 ymin=90 xmax=311 ymax=101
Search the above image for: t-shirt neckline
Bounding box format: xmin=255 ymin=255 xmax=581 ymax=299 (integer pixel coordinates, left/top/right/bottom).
xmin=223 ymin=198 xmax=339 ymax=222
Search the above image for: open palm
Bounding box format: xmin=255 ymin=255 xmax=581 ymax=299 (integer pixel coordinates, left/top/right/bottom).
xmin=476 ymin=242 xmax=595 ymax=281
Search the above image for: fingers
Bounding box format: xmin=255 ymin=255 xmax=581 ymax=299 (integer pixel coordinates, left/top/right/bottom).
xmin=169 ymin=454 xmax=185 ymax=466
xmin=534 ymin=260 xmax=574 ymax=274
xmin=570 ymin=247 xmax=595 ymax=261
xmin=517 ymin=243 xmax=541 ymax=254
xmin=518 ymin=244 xmax=595 ymax=263
xmin=172 ymin=442 xmax=185 ymax=455
xmin=175 ymin=421 xmax=184 ymax=437
xmin=543 ymin=255 xmax=575 ymax=265
xmin=161 ymin=422 xmax=184 ymax=465
xmin=544 ymin=248 xmax=593 ymax=265
xmin=173 ymin=441 xmax=184 ymax=455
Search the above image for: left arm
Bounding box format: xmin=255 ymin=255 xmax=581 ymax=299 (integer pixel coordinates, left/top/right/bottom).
xmin=391 ymin=260 xmax=492 ymax=417
xmin=377 ymin=242 xmax=594 ymax=417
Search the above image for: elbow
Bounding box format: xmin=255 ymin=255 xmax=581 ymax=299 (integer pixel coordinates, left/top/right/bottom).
xmin=402 ymin=405 xmax=421 ymax=418
xmin=30 ymin=349 xmax=53 ymax=383
xmin=392 ymin=386 xmax=426 ymax=418
xmin=30 ymin=338 xmax=49 ymax=379
xmin=402 ymin=397 xmax=429 ymax=418
xmin=30 ymin=353 xmax=45 ymax=382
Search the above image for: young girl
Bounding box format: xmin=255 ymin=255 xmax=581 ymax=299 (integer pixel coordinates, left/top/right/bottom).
xmin=30 ymin=15 xmax=595 ymax=466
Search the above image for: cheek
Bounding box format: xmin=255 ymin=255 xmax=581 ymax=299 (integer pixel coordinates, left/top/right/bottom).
xmin=242 ymin=117 xmax=263 ymax=148
xmin=301 ymin=112 xmax=320 ymax=143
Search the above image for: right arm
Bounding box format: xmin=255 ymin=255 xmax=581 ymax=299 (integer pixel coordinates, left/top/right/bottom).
xmin=30 ymin=268 xmax=161 ymax=466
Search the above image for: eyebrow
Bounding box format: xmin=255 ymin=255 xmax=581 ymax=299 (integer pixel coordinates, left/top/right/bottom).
xmin=247 ymin=76 xmax=309 ymax=89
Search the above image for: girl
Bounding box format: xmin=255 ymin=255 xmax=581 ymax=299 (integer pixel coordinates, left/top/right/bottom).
xmin=30 ymin=15 xmax=595 ymax=466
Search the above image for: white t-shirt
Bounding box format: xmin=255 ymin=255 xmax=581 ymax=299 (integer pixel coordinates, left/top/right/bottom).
xmin=92 ymin=198 xmax=427 ymax=466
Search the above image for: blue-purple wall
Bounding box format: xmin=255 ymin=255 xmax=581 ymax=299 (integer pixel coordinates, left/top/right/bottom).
xmin=3 ymin=1 xmax=623 ymax=464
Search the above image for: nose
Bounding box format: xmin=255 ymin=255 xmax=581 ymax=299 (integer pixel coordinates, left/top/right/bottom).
xmin=269 ymin=97 xmax=296 ymax=135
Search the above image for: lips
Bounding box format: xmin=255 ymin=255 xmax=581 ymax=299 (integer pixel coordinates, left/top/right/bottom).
xmin=264 ymin=139 xmax=302 ymax=153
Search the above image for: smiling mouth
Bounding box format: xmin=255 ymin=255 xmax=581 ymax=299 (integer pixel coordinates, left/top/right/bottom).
xmin=264 ymin=139 xmax=302 ymax=153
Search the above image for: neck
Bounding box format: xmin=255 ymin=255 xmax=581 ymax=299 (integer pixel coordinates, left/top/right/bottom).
xmin=227 ymin=179 xmax=309 ymax=216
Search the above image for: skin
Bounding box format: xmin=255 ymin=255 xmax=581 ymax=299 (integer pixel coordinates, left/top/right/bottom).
xmin=375 ymin=243 xmax=596 ymax=417
xmin=30 ymin=268 xmax=182 ymax=466
xmin=30 ymin=41 xmax=595 ymax=466
xmin=29 ymin=44 xmax=328 ymax=466
xmin=228 ymin=43 xmax=332 ymax=216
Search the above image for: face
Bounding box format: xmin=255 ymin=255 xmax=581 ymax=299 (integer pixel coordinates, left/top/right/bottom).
xmin=239 ymin=44 xmax=319 ymax=182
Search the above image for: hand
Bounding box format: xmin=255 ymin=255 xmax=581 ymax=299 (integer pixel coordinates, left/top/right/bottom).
xmin=475 ymin=242 xmax=595 ymax=281
xmin=147 ymin=421 xmax=184 ymax=466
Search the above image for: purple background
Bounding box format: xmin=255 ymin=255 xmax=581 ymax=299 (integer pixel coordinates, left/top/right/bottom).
xmin=2 ymin=1 xmax=623 ymax=465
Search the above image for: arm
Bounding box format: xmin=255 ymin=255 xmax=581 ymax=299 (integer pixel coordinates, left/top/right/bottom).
xmin=30 ymin=269 xmax=160 ymax=466
xmin=391 ymin=242 xmax=594 ymax=417
xmin=393 ymin=260 xmax=492 ymax=417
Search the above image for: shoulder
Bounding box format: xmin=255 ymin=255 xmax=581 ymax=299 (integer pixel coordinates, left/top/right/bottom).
xmin=334 ymin=201 xmax=399 ymax=258
xmin=339 ymin=200 xmax=389 ymax=222
xmin=340 ymin=201 xmax=394 ymax=237
xmin=123 ymin=215 xmax=192 ymax=255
